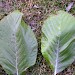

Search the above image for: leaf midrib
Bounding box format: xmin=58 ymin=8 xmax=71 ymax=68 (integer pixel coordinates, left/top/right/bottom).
xmin=54 ymin=40 xmax=60 ymax=75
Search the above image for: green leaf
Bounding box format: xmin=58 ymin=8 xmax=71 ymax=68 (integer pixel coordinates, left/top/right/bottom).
xmin=41 ymin=10 xmax=75 ymax=75
xmin=0 ymin=11 xmax=38 ymax=75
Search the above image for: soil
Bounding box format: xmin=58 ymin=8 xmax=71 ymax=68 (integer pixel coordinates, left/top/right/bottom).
xmin=0 ymin=0 xmax=75 ymax=75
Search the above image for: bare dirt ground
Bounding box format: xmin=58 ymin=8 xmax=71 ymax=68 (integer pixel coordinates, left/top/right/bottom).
xmin=0 ymin=0 xmax=75 ymax=75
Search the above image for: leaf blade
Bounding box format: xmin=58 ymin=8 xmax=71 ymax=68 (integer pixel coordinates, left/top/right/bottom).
xmin=0 ymin=11 xmax=38 ymax=75
xmin=41 ymin=11 xmax=75 ymax=75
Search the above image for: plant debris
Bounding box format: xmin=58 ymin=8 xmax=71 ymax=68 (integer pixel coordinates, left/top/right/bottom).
xmin=0 ymin=0 xmax=75 ymax=75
